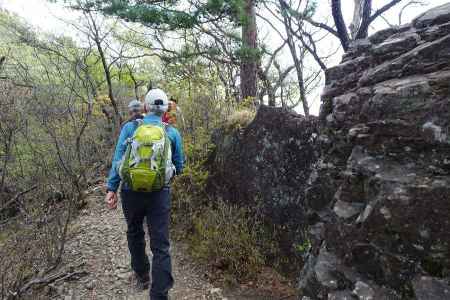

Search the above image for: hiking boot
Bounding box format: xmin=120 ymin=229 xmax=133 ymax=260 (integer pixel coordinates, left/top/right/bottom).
xmin=134 ymin=272 xmax=150 ymax=290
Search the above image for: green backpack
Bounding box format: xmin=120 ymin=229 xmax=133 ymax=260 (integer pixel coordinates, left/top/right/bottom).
xmin=119 ymin=121 xmax=175 ymax=192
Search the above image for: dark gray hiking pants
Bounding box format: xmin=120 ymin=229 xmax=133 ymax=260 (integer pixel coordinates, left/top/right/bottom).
xmin=121 ymin=188 xmax=174 ymax=300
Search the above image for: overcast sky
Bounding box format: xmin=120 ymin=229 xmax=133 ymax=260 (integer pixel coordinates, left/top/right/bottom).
xmin=1 ymin=0 xmax=449 ymax=115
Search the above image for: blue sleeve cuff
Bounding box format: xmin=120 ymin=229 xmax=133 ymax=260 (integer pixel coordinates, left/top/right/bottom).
xmin=106 ymin=183 xmax=118 ymax=193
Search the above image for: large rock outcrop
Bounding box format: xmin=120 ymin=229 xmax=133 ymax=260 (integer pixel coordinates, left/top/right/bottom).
xmin=208 ymin=106 xmax=319 ymax=274
xmin=208 ymin=3 xmax=450 ymax=299
xmin=300 ymin=3 xmax=450 ymax=299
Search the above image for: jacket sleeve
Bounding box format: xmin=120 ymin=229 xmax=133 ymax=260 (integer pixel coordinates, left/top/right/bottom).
xmin=169 ymin=127 xmax=185 ymax=174
xmin=106 ymin=123 xmax=133 ymax=192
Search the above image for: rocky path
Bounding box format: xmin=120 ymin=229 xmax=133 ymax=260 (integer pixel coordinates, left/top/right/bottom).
xmin=54 ymin=189 xmax=228 ymax=300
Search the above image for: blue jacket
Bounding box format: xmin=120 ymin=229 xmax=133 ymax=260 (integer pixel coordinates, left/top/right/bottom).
xmin=106 ymin=114 xmax=185 ymax=192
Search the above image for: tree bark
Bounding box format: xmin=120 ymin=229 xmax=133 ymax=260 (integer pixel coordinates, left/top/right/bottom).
xmin=86 ymin=12 xmax=122 ymax=135
xmin=127 ymin=66 xmax=141 ymax=100
xmin=240 ymin=0 xmax=258 ymax=101
xmin=350 ymin=0 xmax=364 ymax=39
xmin=331 ymin=0 xmax=350 ymax=51
xmin=355 ymin=0 xmax=372 ymax=39
xmin=258 ymin=65 xmax=275 ymax=106
xmin=355 ymin=0 xmax=403 ymax=39
xmin=280 ymin=0 xmax=309 ymax=116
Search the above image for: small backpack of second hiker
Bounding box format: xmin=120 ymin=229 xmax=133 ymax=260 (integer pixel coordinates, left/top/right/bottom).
xmin=119 ymin=121 xmax=175 ymax=192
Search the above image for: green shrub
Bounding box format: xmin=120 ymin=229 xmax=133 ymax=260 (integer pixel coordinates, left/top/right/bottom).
xmin=223 ymin=109 xmax=255 ymax=133
xmin=189 ymin=200 xmax=264 ymax=281
xmin=171 ymin=95 xmax=262 ymax=282
xmin=171 ymin=162 xmax=209 ymax=230
xmin=172 ymin=164 xmax=265 ymax=281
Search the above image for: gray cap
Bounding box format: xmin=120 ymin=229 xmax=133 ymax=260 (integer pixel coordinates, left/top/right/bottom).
xmin=128 ymin=99 xmax=141 ymax=110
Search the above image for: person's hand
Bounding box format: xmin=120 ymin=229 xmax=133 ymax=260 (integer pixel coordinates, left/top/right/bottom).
xmin=105 ymin=191 xmax=118 ymax=210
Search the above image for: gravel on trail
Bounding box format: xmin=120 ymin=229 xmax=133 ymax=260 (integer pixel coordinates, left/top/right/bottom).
xmin=53 ymin=191 xmax=228 ymax=300
xmin=45 ymin=187 xmax=295 ymax=300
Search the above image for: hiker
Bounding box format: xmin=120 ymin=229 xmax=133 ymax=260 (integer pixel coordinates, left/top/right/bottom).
xmin=163 ymin=97 xmax=186 ymax=127
xmin=105 ymin=88 xmax=184 ymax=300
xmin=162 ymin=97 xmax=177 ymax=125
xmin=125 ymin=99 xmax=144 ymax=123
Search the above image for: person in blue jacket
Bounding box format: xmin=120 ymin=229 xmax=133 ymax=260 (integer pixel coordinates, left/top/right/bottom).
xmin=105 ymin=88 xmax=184 ymax=300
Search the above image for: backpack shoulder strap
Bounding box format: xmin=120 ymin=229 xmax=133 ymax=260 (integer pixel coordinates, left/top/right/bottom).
xmin=131 ymin=119 xmax=144 ymax=135
xmin=161 ymin=122 xmax=171 ymax=156
xmin=124 ymin=119 xmax=144 ymax=146
xmin=133 ymin=118 xmax=144 ymax=128
xmin=161 ymin=122 xmax=171 ymax=134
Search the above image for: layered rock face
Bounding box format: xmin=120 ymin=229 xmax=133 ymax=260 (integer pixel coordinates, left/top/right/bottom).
xmin=300 ymin=4 xmax=450 ymax=299
xmin=208 ymin=3 xmax=450 ymax=299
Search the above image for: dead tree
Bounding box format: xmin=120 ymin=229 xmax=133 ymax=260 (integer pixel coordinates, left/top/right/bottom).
xmin=83 ymin=11 xmax=122 ymax=134
xmin=296 ymin=0 xmax=405 ymax=51
xmin=257 ymin=0 xmax=330 ymax=114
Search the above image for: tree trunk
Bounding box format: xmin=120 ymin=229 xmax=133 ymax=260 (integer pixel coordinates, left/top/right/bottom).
xmin=356 ymin=0 xmax=372 ymax=39
xmin=94 ymin=39 xmax=121 ymax=135
xmin=286 ymin=39 xmax=309 ymax=116
xmin=240 ymin=0 xmax=258 ymax=101
xmin=350 ymin=0 xmax=363 ymax=39
xmin=257 ymin=65 xmax=275 ymax=106
xmin=331 ymin=0 xmax=350 ymax=51
xmin=280 ymin=1 xmax=309 ymax=116
xmin=87 ymin=12 xmax=122 ymax=136
xmin=332 ymin=0 xmax=401 ymax=51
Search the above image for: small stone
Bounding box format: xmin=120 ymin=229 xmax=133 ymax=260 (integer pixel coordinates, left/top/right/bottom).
xmin=116 ymin=271 xmax=132 ymax=280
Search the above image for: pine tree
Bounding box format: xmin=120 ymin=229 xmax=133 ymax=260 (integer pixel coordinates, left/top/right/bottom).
xmin=64 ymin=0 xmax=259 ymax=101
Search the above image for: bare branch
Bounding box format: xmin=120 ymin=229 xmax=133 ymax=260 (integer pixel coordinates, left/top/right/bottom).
xmin=279 ymin=0 xmax=340 ymax=39
xmin=0 ymin=185 xmax=38 ymax=213
xmin=16 ymin=270 xmax=88 ymax=296
xmin=0 ymin=56 xmax=5 ymax=70
xmin=370 ymin=0 xmax=403 ymax=23
xmin=399 ymin=1 xmax=427 ymax=25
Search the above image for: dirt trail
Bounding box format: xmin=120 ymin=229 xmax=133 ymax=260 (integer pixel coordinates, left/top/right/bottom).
xmin=48 ymin=187 xmax=295 ymax=300
xmin=53 ymin=189 xmax=228 ymax=300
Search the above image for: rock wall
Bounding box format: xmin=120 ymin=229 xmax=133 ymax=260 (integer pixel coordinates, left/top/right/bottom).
xmin=301 ymin=3 xmax=450 ymax=299
xmin=208 ymin=3 xmax=450 ymax=299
